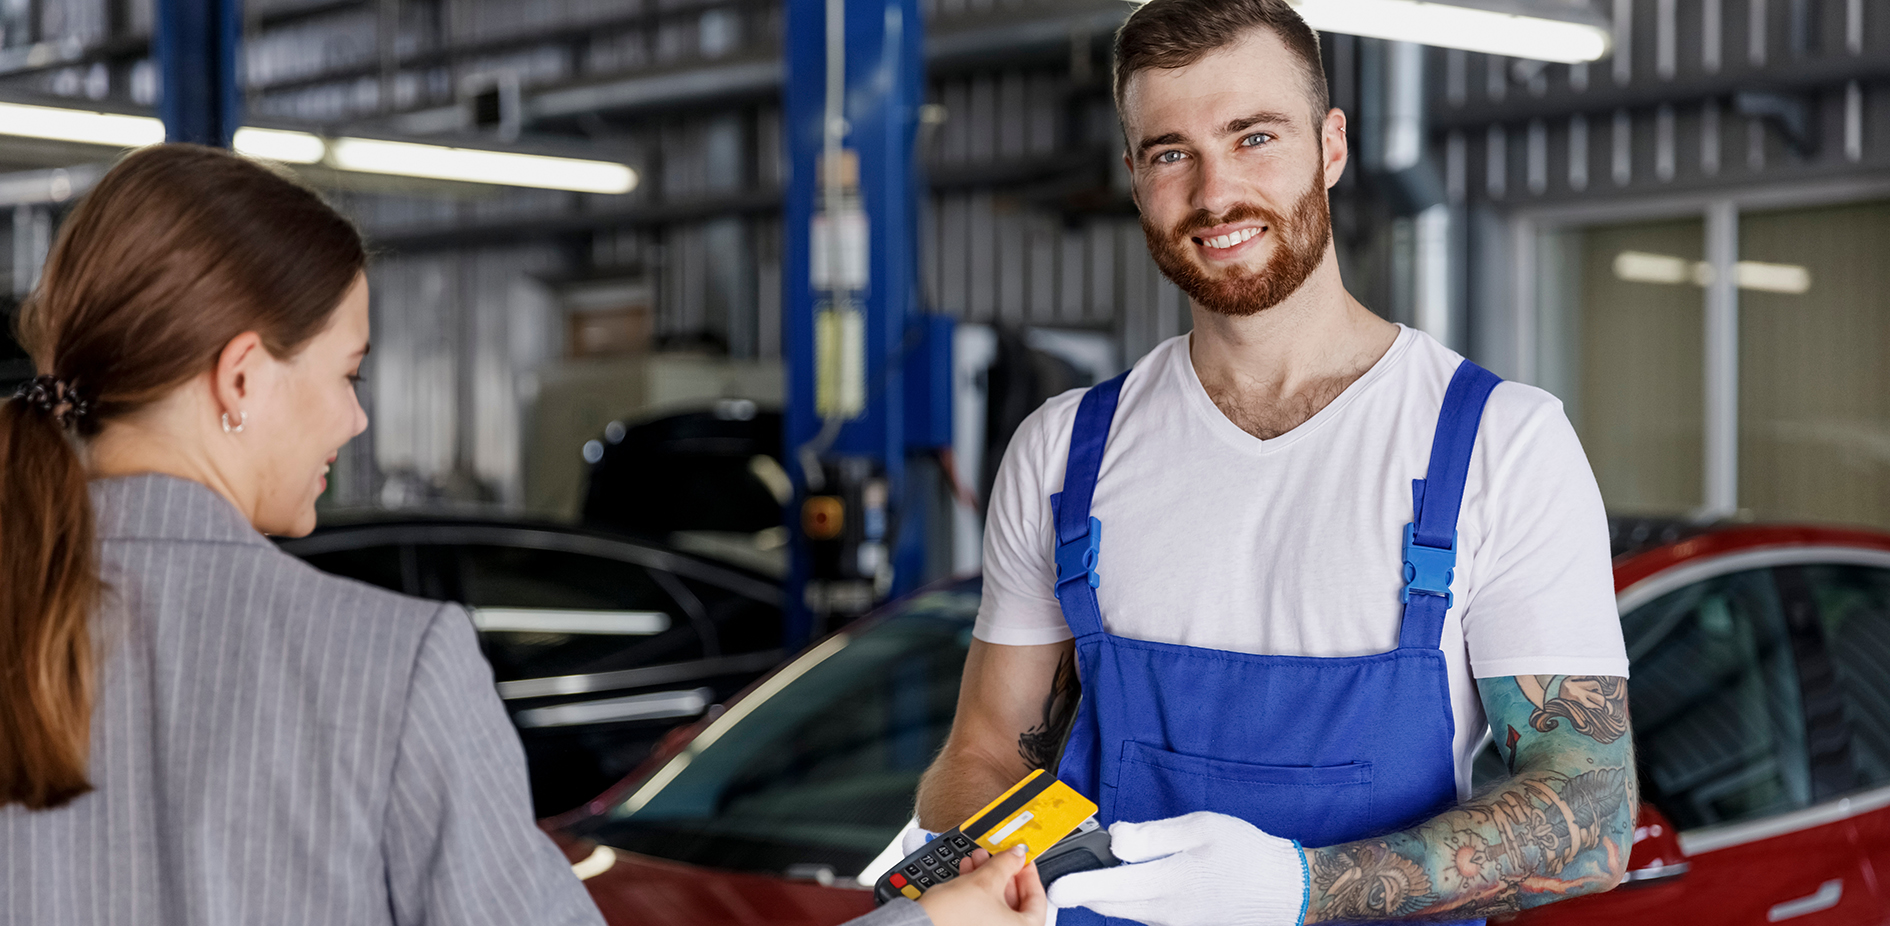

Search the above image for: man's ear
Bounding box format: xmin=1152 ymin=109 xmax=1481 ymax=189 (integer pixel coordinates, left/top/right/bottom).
xmin=1321 ymin=107 xmax=1349 ymax=190
xmin=1122 ymin=149 xmax=1141 ymax=211
xmin=213 ymin=331 xmax=266 ymax=420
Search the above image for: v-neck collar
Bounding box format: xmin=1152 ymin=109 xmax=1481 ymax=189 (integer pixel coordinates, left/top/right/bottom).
xmin=1174 ymin=323 xmax=1417 ymax=455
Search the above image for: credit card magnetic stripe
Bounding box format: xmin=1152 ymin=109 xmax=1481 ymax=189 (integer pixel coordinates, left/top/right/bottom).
xmin=960 ymin=769 xmax=1057 ymax=839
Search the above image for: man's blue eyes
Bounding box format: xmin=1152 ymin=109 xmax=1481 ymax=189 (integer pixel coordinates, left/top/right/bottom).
xmin=1151 ymin=134 xmax=1272 ymax=163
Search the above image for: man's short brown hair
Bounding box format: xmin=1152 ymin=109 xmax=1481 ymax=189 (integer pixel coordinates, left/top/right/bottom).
xmin=1113 ymin=0 xmax=1330 ymax=128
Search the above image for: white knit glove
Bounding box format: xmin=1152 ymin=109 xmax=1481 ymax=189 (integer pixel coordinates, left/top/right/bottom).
xmin=1047 ymin=812 xmax=1309 ymax=926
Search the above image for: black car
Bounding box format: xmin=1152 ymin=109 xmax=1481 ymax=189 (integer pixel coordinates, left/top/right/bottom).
xmin=279 ymin=519 xmax=785 ymax=816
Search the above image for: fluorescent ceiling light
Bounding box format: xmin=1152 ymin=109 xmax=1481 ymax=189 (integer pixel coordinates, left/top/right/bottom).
xmin=1613 ymin=251 xmax=1696 ymax=285
xmin=1733 ymin=260 xmax=1812 ymax=294
xmin=1288 ymin=0 xmax=1611 ymax=63
xmin=1613 ymin=251 xmax=1812 ymax=294
xmin=232 ymin=127 xmax=326 ymax=164
xmin=0 ymin=103 xmax=636 ymax=193
xmin=0 ymin=101 xmax=162 ymax=148
xmin=329 ymin=136 xmax=638 ymax=194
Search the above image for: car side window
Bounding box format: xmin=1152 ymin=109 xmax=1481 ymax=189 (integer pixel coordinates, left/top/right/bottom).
xmin=1622 ymin=568 xmax=1810 ymax=830
xmin=1800 ymin=564 xmax=1890 ymax=791
xmin=598 ymin=594 xmax=981 ymax=876
xmin=445 ymin=544 xmax=703 ymax=680
xmin=297 ymin=544 xmax=412 ymax=595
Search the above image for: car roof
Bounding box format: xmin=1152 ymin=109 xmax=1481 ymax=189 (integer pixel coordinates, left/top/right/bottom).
xmin=280 ymin=515 xmax=782 ymax=603
xmin=1613 ymin=521 xmax=1890 ymax=594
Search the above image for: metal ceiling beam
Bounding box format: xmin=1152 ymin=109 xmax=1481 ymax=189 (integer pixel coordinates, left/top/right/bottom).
xmin=526 ymin=58 xmax=782 ymax=122
xmin=1433 ymin=50 xmax=1890 ymax=129
xmin=308 ymin=2 xmax=1129 ymax=131
xmin=524 ymin=5 xmax=1125 ymax=124
xmin=249 ymin=0 xmax=779 ymax=96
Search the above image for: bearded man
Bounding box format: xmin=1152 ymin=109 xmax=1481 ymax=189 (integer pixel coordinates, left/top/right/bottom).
xmin=912 ymin=1 xmax=1638 ymax=925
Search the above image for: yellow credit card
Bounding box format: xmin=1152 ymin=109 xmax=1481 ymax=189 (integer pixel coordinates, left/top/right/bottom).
xmin=955 ymin=769 xmax=1099 ymax=863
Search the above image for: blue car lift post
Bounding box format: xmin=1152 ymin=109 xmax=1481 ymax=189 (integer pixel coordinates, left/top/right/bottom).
xmin=782 ymin=0 xmax=950 ymax=649
xmin=153 ymin=0 xmax=243 ymax=148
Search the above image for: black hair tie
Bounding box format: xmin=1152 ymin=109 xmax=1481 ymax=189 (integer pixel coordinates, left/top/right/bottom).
xmin=11 ymin=376 xmax=92 ymax=430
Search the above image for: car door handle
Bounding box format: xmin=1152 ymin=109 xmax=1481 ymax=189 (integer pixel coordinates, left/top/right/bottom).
xmin=1620 ymin=861 xmax=1689 ymax=884
xmin=1767 ymin=879 xmax=1843 ymax=922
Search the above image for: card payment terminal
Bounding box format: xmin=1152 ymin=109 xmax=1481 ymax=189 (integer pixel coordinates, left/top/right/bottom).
xmin=873 ymin=770 xmax=1120 ymax=904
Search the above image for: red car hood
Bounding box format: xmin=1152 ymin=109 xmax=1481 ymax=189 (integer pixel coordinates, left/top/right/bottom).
xmin=551 ymin=831 xmax=878 ymax=926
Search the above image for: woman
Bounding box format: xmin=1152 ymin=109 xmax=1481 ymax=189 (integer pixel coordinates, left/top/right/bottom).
xmin=0 ymin=144 xmax=1041 ymax=926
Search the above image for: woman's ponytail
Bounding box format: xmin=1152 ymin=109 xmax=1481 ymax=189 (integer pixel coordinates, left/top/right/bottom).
xmin=0 ymin=143 xmax=362 ymax=811
xmin=0 ymin=380 xmax=101 ymax=809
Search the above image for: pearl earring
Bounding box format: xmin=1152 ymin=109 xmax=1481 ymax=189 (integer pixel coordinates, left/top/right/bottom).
xmin=222 ymin=411 xmax=246 ymax=434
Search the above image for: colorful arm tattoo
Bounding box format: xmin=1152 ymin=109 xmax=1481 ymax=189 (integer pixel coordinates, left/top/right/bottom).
xmin=1303 ymin=675 xmax=1638 ymax=924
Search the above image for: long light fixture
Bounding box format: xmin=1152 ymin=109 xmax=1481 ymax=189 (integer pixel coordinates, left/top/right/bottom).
xmin=0 ymin=100 xmax=163 ymax=148
xmin=0 ymin=101 xmax=637 ymax=194
xmin=234 ymin=126 xmax=327 ymax=164
xmin=1613 ymin=251 xmax=1812 ymax=295
xmin=327 ymin=136 xmax=637 ymax=194
xmin=1288 ymin=0 xmax=1612 ymax=63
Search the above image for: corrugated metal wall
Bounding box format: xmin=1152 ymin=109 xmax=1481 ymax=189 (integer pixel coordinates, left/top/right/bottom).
xmin=1439 ymin=1 xmax=1889 ymax=209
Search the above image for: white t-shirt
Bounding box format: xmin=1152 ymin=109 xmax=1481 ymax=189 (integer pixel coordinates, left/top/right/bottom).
xmin=975 ymin=326 xmax=1629 ymax=798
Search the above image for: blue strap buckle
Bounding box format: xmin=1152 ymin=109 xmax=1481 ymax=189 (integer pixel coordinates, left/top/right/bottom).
xmin=1401 ymin=522 xmax=1456 ymax=608
xmin=1054 ymin=517 xmax=1103 ymax=590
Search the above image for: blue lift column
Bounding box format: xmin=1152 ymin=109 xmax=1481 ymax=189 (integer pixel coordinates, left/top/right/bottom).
xmin=153 ymin=0 xmax=244 ymax=147
xmin=782 ymin=0 xmax=945 ymax=648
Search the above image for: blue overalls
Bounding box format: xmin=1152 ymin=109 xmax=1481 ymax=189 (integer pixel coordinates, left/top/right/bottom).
xmin=1049 ymin=360 xmax=1501 ymax=926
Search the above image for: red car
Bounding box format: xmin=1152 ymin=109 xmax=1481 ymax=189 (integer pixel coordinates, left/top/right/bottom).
xmin=544 ymin=521 xmax=1890 ymax=926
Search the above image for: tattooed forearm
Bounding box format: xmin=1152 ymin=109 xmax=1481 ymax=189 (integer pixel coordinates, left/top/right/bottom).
xmin=1520 ymin=675 xmax=1629 ymax=744
xmin=1017 ymin=651 xmax=1080 ymax=770
xmin=1304 ymin=676 xmax=1636 ymax=924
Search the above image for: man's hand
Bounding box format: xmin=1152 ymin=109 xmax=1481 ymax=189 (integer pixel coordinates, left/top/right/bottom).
xmin=915 ymin=845 xmax=1047 ymax=926
xmin=1049 ymin=813 xmax=1309 ymax=926
xmin=915 ymin=638 xmax=1077 ymax=830
xmin=1302 ymin=675 xmax=1636 ymax=922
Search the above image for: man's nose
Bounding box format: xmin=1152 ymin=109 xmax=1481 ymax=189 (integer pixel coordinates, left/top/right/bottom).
xmin=1192 ymin=152 xmax=1243 ymax=219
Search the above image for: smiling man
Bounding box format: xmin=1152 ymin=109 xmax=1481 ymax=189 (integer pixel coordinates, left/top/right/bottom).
xmin=913 ymin=2 xmax=1636 ymax=925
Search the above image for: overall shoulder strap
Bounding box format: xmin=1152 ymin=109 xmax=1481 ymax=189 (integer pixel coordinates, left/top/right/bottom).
xmin=1399 ymin=360 xmax=1503 ymax=650
xmin=1048 ymin=371 xmax=1128 ymax=639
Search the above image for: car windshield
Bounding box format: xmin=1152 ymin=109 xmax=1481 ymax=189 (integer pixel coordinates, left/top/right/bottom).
xmin=580 ymin=586 xmax=980 ymax=878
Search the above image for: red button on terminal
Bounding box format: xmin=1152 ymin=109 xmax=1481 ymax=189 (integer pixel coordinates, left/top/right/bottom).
xmin=889 ymin=873 xmax=908 ymax=888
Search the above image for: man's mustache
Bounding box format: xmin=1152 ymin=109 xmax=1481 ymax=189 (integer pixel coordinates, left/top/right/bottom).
xmin=1170 ymin=204 xmax=1284 ymax=242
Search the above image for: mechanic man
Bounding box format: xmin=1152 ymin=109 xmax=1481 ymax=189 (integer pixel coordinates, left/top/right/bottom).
xmin=913 ymin=1 xmax=1636 ymax=924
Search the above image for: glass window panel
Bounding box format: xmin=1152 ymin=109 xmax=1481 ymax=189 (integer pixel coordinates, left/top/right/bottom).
xmin=594 ymin=591 xmax=981 ymax=876
xmin=1801 ymin=564 xmax=1890 ymax=790
xmin=297 ymin=544 xmax=410 ymax=595
xmin=449 ymin=544 xmax=701 ymax=679
xmin=1739 ymin=200 xmax=1890 ymax=529
xmin=1544 ymin=217 xmax=1706 ymax=515
xmin=1623 ymin=568 xmax=1808 ymax=830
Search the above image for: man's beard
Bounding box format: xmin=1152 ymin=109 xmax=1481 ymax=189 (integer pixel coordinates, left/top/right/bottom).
xmin=1141 ymin=167 xmax=1332 ymax=318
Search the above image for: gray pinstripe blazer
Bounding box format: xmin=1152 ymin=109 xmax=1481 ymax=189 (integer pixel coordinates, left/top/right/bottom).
xmin=0 ymin=474 xmax=605 ymax=926
xmin=0 ymin=474 xmax=941 ymax=926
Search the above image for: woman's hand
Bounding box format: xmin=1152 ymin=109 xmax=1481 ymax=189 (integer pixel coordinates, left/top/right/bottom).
xmin=915 ymin=845 xmax=1046 ymax=926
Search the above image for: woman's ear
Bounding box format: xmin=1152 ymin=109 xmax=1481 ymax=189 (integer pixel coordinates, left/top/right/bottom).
xmin=213 ymin=332 xmax=266 ymax=423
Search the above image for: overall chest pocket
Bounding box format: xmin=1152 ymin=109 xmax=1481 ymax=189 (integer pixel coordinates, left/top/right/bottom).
xmin=1115 ymin=741 xmax=1375 ymax=848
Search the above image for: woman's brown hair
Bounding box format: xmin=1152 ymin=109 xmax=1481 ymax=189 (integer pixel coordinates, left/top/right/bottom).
xmin=0 ymin=143 xmax=364 ymax=809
